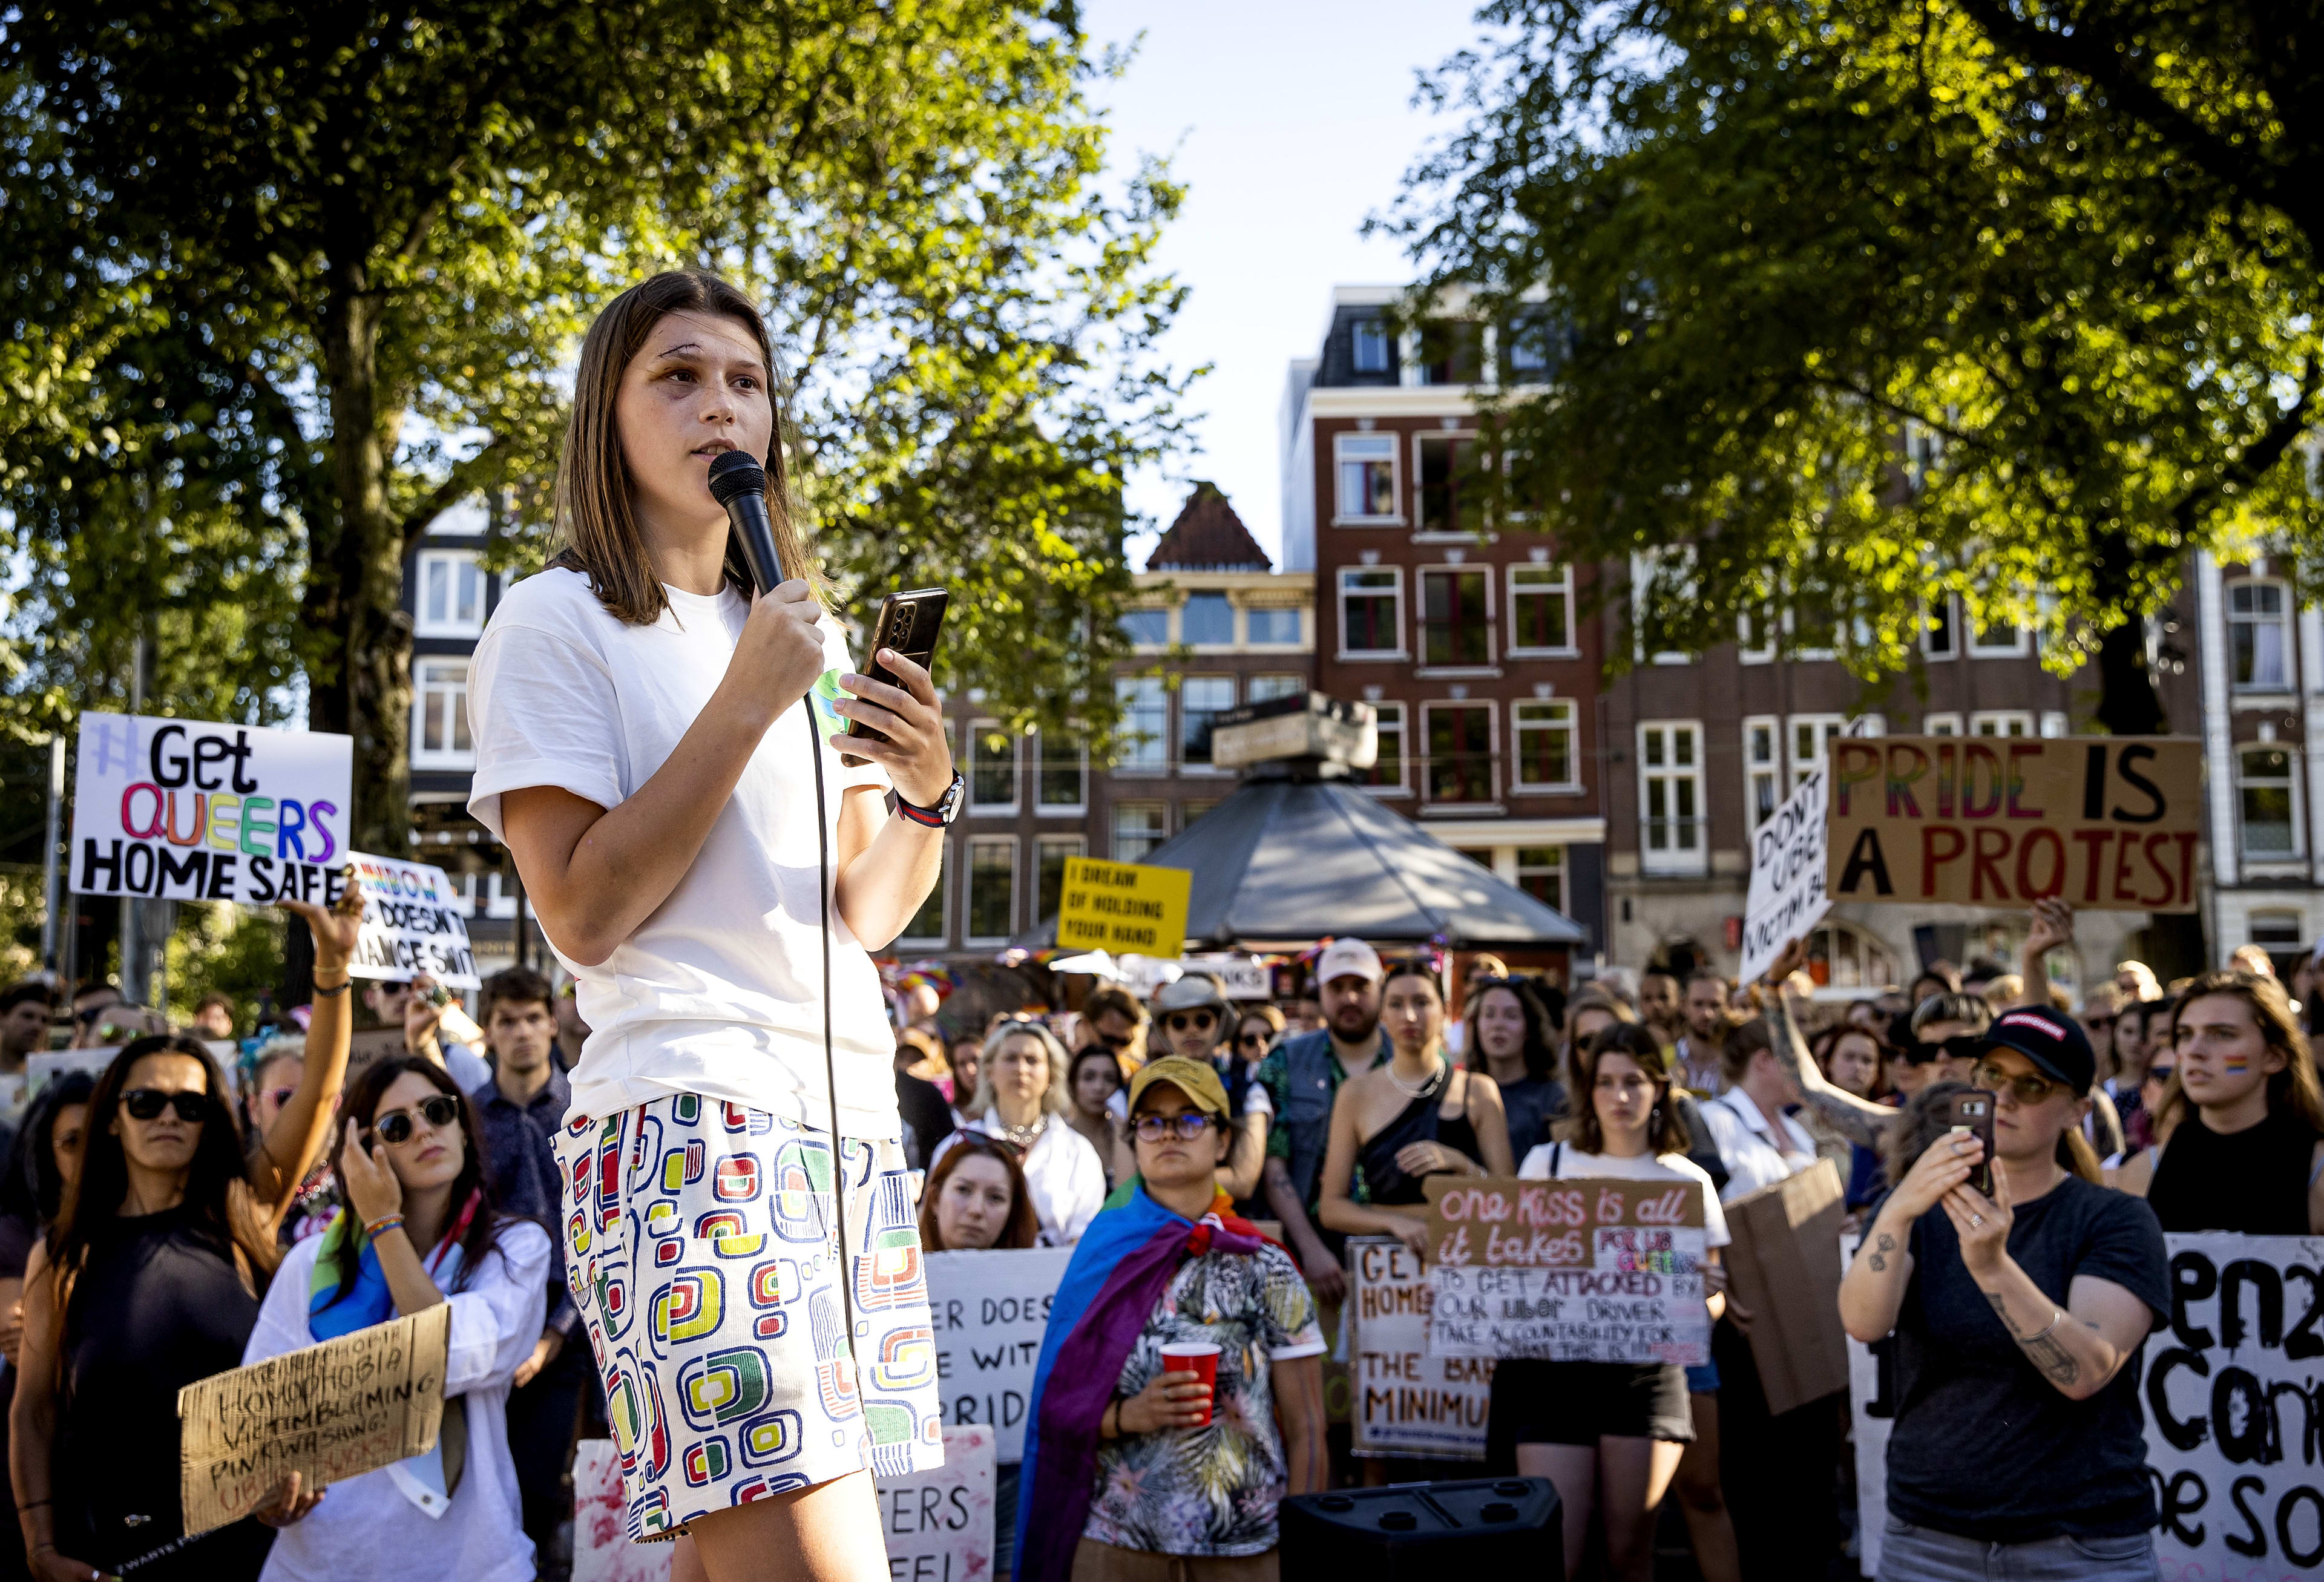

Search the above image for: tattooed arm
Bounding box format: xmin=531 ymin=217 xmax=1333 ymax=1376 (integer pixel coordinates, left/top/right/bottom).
xmin=1839 ymin=1129 xmax=1983 ymax=1341
xmin=1759 ymin=941 xmax=1894 ymax=1150
xmin=1969 ymin=1270 xmax=2152 ymax=1400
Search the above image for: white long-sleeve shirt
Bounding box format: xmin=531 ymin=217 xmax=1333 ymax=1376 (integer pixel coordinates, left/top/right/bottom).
xmin=930 ymin=1111 xmax=1106 ymax=1244
xmin=243 ymin=1220 xmax=553 ymax=1582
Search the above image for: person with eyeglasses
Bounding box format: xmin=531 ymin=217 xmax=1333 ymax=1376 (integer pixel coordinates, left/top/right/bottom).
xmin=240 ymin=1054 xmax=553 ymax=1582
xmin=1150 ymin=977 xmax=1268 ymax=1205
xmin=1840 ymin=1005 xmax=2168 ymax=1581
xmin=1231 ymin=1006 xmax=1284 ymax=1075
xmin=2100 ymin=1052 xmax=2180 ymax=1192
xmin=10 ymin=890 xmax=361 ymax=1582
xmin=1077 ymin=986 xmax=1149 ymax=1076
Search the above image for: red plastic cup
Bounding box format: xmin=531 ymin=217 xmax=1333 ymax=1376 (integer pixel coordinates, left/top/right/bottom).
xmin=1158 ymin=1341 xmax=1222 ymax=1426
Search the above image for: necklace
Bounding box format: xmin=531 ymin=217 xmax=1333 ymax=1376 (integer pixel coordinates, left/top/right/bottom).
xmin=996 ymin=1114 xmax=1048 ymax=1149
xmin=1386 ymin=1057 xmax=1446 ymax=1098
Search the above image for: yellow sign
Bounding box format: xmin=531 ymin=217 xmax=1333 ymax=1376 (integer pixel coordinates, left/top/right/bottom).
xmin=1057 ymin=857 xmax=1190 ymax=957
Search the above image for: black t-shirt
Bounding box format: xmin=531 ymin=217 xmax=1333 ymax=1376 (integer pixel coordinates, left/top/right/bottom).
xmin=1882 ymin=1172 xmax=2169 ymax=1543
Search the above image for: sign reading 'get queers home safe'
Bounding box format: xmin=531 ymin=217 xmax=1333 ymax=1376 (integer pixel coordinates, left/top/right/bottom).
xmin=1824 ymin=736 xmax=2202 ymax=912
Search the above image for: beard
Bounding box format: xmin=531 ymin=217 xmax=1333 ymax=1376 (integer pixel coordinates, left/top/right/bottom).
xmin=1330 ymin=1003 xmax=1381 ymax=1043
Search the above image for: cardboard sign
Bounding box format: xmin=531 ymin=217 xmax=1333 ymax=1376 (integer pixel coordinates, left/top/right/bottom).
xmin=1848 ymin=1233 xmax=2324 ymax=1580
xmin=1347 ymin=1236 xmax=1492 ymax=1460
xmin=72 ymin=712 xmax=353 ymax=908
xmin=345 ymin=852 xmax=479 ymax=989
xmin=1721 ymin=1160 xmax=1848 ymax=1414
xmin=1825 ymin=736 xmax=2201 ymax=911
xmin=179 ymin=1305 xmax=449 ymax=1536
xmin=1423 ymin=1177 xmax=1710 ymax=1366
xmin=926 ymin=1247 xmax=1072 ymax=1463
xmin=1055 ymin=857 xmax=1190 ymax=958
xmin=1741 ymin=761 xmax=1833 ymax=982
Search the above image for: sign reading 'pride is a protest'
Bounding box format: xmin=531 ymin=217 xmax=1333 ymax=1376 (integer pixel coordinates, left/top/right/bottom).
xmin=72 ymin=712 xmax=353 ymax=908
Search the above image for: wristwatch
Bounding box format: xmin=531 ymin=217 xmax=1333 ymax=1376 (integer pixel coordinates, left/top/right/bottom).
xmin=896 ymin=770 xmax=965 ymax=829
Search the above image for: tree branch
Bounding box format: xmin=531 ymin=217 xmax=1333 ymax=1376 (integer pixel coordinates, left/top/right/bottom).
xmin=397 ymin=439 xmax=505 ymax=554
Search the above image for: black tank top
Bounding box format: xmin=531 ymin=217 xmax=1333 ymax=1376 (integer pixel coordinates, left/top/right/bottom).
xmin=1357 ymin=1067 xmax=1485 ymax=1205
xmin=59 ymin=1202 xmax=274 ymax=1577
xmin=2147 ymin=1106 xmax=2322 ymax=1235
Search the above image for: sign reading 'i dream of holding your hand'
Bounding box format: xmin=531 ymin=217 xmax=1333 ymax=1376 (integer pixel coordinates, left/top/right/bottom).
xmin=1823 ymin=736 xmax=2202 ymax=912
xmin=72 ymin=713 xmax=353 ymax=908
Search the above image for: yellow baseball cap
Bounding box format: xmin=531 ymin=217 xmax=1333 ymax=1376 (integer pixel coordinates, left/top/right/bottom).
xmin=1126 ymin=1054 xmax=1232 ymax=1119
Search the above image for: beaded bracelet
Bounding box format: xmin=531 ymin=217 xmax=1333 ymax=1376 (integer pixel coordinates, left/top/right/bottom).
xmin=365 ymin=1214 xmax=406 ymax=1242
xmin=312 ymin=977 xmax=353 ymax=999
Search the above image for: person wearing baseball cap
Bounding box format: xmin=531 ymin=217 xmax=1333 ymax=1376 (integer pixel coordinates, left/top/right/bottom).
xmin=1247 ymin=939 xmax=1391 ymax=1306
xmin=1151 ymin=976 xmax=1267 ymax=1206
xmin=1840 ymin=1003 xmax=2170 ymax=1579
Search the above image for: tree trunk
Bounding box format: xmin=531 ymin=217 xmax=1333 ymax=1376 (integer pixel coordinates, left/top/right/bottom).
xmin=2092 ymin=619 xmax=2167 ymax=736
xmin=309 ymin=261 xmax=415 ymax=858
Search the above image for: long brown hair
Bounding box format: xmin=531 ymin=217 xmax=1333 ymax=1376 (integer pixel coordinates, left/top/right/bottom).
xmin=1557 ymin=1022 xmax=1692 ymax=1156
xmin=917 ymin=1135 xmax=1040 ymax=1252
xmin=2158 ymin=970 xmax=2324 ymax=1137
xmin=551 ymin=269 xmax=816 ymax=623
xmin=318 ymin=1056 xmax=514 ymax=1308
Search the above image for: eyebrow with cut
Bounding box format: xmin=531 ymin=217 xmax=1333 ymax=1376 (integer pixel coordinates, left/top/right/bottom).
xmin=651 ymin=339 xmax=764 ymax=374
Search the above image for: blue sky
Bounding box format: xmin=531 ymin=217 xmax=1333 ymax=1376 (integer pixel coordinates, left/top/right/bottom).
xmin=1081 ymin=1 xmax=1492 ymax=566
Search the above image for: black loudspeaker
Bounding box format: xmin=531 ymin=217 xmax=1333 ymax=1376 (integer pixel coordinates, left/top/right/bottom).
xmin=1278 ymin=1478 xmax=1563 ymax=1581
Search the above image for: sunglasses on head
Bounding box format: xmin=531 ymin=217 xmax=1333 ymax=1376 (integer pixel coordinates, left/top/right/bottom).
xmin=121 ymin=1088 xmax=207 ymax=1123
xmin=371 ymin=1094 xmax=461 ymax=1145
xmin=1164 ymin=1011 xmax=1218 ymax=1033
xmin=1131 ymin=1112 xmax=1218 ymax=1143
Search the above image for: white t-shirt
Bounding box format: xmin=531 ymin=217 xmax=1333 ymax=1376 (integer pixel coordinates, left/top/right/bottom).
xmin=467 ymin=568 xmax=899 ymax=1138
xmin=1517 ymin=1140 xmax=1733 ymax=1249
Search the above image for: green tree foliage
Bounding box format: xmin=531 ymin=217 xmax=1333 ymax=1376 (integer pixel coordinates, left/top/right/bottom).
xmin=1388 ymin=1 xmax=2323 ymax=730
xmin=3 ymin=3 xmax=1189 ymax=849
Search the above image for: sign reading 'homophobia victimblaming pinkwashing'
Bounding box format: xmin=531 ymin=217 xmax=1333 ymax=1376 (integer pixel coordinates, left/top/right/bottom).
xmin=71 ymin=712 xmax=353 ymax=908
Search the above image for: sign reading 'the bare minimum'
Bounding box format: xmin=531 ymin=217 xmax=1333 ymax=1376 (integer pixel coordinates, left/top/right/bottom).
xmin=1825 ymin=737 xmax=2201 ymax=912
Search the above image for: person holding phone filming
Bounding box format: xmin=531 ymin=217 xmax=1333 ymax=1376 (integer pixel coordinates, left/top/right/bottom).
xmin=1838 ymin=1000 xmax=2169 ymax=1581
xmin=467 ymin=271 xmax=954 ymax=1582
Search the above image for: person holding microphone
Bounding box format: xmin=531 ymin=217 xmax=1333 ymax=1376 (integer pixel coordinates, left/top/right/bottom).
xmin=468 ymin=271 xmax=954 ymax=1580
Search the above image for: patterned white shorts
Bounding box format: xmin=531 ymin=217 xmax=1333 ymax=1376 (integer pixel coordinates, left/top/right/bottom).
xmin=554 ymin=1094 xmax=944 ymax=1541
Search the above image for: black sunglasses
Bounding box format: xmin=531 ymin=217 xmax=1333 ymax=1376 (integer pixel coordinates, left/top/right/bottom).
xmin=1164 ymin=1011 xmax=1218 ymax=1033
xmin=121 ymin=1088 xmax=208 ymax=1123
xmin=372 ymin=1094 xmax=461 ymax=1145
xmin=1235 ymin=1030 xmax=1271 ymax=1047
xmin=1904 ymin=1034 xmax=1986 ymax=1066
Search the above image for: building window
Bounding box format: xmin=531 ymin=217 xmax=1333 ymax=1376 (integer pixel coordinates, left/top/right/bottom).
xmin=1339 ymin=568 xmax=1404 ymax=655
xmin=1970 ymin=711 xmax=2035 ymax=737
xmin=411 ymin=660 xmax=474 ymax=769
xmin=1249 ymin=674 xmax=1306 ymax=703
xmin=2250 ymin=911 xmax=2303 ymax=948
xmin=1788 ymin=715 xmax=1845 ymax=789
xmin=1247 ymin=607 xmax=1304 ymax=645
xmin=415 ymin=550 xmax=485 ymax=637
xmin=900 ymin=843 xmax=949 ymax=945
xmin=1416 ymin=319 xmax=1482 ymax=386
xmin=1420 ymin=569 xmax=1490 ymax=667
xmin=1503 ymin=313 xmax=1561 ymax=381
xmin=968 ymin=720 xmax=1018 ymax=812
xmin=1968 ymin=612 xmax=2028 ymax=656
xmin=1117 ymin=678 xmax=1168 ymax=772
xmin=1923 ymin=597 xmax=1958 ymax=659
xmin=1120 ymin=607 xmax=1169 ymax=646
xmin=1808 ymin=923 xmax=1899 ymax=990
xmin=1182 ymin=592 xmax=1234 ymax=646
xmin=1517 ymin=845 xmax=1563 ymax=910
xmin=1181 ymin=676 xmax=1235 ymax=769
xmin=1036 ymin=836 xmax=1083 ymax=922
xmin=1183 ymin=799 xmax=1220 ymax=825
xmin=2040 ymin=711 xmax=2069 ymax=738
xmin=1424 ymin=703 xmax=1495 ymax=804
xmin=1037 ymin=737 xmax=1085 ymax=811
xmin=1334 ymin=435 xmax=1399 ymax=521
xmin=967 ymin=838 xmax=1017 ymax=942
xmin=1511 ymin=700 xmax=1578 ymax=790
xmin=1417 ymin=433 xmax=1480 ymax=535
xmin=2228 ymin=581 xmax=2291 ymax=691
xmin=1351 ymin=317 xmax=1391 ymax=374
xmin=1745 ymin=717 xmax=1781 ymax=829
xmin=2240 ymin=746 xmax=2299 ymax=857
xmin=1639 ymin=721 xmax=1704 ymax=873
xmin=1112 ymin=802 xmax=1168 ymax=862
xmin=1354 ymin=703 xmax=1405 ymax=790
xmin=1508 ymin=564 xmax=1573 ymax=654
xmin=1923 ymin=713 xmax=1963 ymax=736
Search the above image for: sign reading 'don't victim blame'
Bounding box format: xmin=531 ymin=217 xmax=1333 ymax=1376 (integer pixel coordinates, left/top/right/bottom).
xmin=1423 ymin=1176 xmax=1711 ymax=1366
xmin=1823 ymin=735 xmax=2202 ymax=912
xmin=71 ymin=712 xmax=353 ymax=908
xmin=345 ymin=852 xmax=479 ymax=990
xmin=1055 ymin=856 xmax=1190 ymax=958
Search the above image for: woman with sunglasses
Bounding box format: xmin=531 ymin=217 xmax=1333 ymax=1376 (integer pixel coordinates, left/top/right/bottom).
xmin=240 ymin=1055 xmax=550 ymax=1581
xmin=2136 ymin=971 xmax=2324 ymax=1233
xmin=2101 ymin=1054 xmax=2180 ymax=1192
xmin=1233 ymin=1005 xmax=1285 ymax=1074
xmin=931 ymin=1021 xmax=1103 ymax=1244
xmin=11 ymin=891 xmax=360 ymax=1582
xmin=1463 ymin=977 xmax=1565 ymax=1162
xmin=1840 ymin=1007 xmax=2168 ymax=1581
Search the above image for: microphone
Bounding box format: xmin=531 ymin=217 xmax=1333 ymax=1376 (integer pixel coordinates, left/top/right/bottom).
xmin=706 ymin=448 xmax=784 ymax=596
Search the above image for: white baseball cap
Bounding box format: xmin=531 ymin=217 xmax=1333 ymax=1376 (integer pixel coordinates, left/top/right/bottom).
xmin=1314 ymin=937 xmax=1384 ymax=986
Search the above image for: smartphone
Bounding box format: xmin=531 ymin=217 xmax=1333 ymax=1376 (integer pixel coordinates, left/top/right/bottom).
xmin=841 ymin=588 xmax=948 ymax=767
xmin=1942 ymin=1091 xmax=1996 ymax=1198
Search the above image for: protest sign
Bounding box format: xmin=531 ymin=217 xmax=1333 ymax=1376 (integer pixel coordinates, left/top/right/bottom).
xmin=926 ymin=1247 xmax=1072 ymax=1462
xmin=1848 ymin=1233 xmax=2324 ymax=1580
xmin=344 ymin=851 xmax=479 ymax=989
xmin=1347 ymin=1236 xmax=1491 ymax=1460
xmin=573 ymin=1440 xmax=672 ymax=1582
xmin=1824 ymin=735 xmax=2201 ymax=911
xmin=1741 ymin=760 xmax=1832 ymax=982
xmin=71 ymin=712 xmax=353 ymax=908
xmin=1422 ymin=1176 xmax=1711 ymax=1366
xmin=179 ymin=1304 xmax=449 ymax=1535
xmin=1055 ymin=857 xmax=1190 ymax=958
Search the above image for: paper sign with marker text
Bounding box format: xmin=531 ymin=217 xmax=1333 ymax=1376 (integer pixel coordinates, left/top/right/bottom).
xmin=345 ymin=852 xmax=479 ymax=990
xmin=1055 ymin=857 xmax=1190 ymax=958
xmin=1823 ymin=735 xmax=2201 ymax=912
xmin=1741 ymin=760 xmax=1833 ymax=982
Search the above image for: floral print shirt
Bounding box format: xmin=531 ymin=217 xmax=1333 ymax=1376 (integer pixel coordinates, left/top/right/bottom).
xmin=1083 ymin=1242 xmax=1327 ymax=1557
